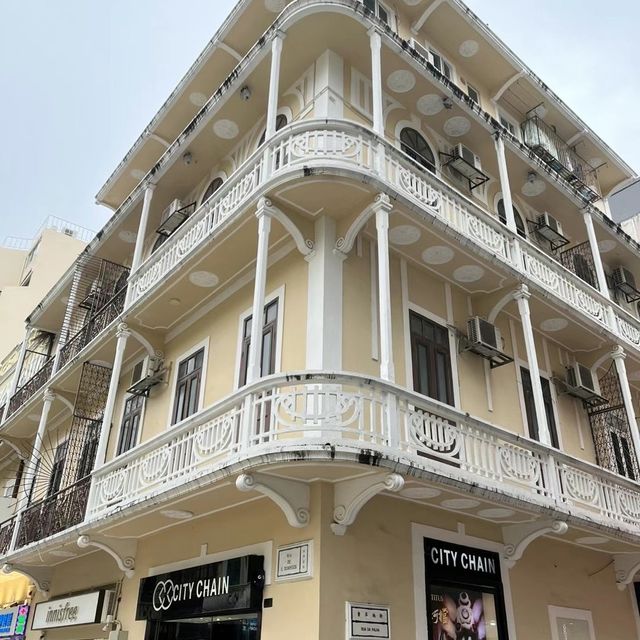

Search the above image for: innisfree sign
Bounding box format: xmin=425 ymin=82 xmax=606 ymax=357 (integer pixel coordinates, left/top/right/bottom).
xmin=136 ymin=555 xmax=265 ymax=621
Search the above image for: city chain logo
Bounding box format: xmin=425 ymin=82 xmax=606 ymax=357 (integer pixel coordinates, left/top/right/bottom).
xmin=151 ymin=575 xmax=231 ymax=612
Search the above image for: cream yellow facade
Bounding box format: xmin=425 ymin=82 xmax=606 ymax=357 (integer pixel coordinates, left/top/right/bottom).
xmin=1 ymin=1 xmax=640 ymax=639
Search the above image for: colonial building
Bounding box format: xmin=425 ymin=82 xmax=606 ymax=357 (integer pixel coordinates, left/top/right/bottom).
xmin=1 ymin=1 xmax=639 ymax=639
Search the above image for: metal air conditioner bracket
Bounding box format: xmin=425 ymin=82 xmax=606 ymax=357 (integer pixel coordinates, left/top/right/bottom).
xmin=331 ymin=473 xmax=404 ymax=536
xmin=439 ymin=152 xmax=490 ymax=191
xmin=527 ymin=220 xmax=569 ymax=252
xmin=502 ymin=519 xmax=568 ymax=568
xmin=614 ymin=553 xmax=640 ymax=590
xmin=458 ymin=334 xmax=513 ymax=369
xmin=77 ymin=534 xmax=136 ymax=578
xmin=236 ymin=473 xmax=310 ymax=528
xmin=2 ymin=562 xmax=51 ymax=595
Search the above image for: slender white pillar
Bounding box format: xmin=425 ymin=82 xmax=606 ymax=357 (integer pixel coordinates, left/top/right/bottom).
xmin=514 ymin=285 xmax=551 ymax=446
xmin=2 ymin=327 xmax=32 ymax=423
xmin=611 ymin=346 xmax=640 ymax=465
xmin=246 ymin=199 xmax=274 ymax=383
xmin=374 ymin=194 xmax=395 ymax=382
xmin=131 ymin=184 xmax=156 ymax=274
xmin=93 ymin=323 xmax=131 ymax=470
xmin=9 ymin=388 xmax=56 ymax=550
xmin=494 ymin=133 xmax=517 ymax=233
xmin=582 ymin=211 xmax=610 ymax=298
xmin=265 ymin=33 xmax=285 ymax=142
xmin=368 ymin=28 xmax=384 ymax=137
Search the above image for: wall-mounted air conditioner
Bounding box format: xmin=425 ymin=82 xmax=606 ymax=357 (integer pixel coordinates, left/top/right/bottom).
xmin=613 ymin=266 xmax=636 ymax=291
xmin=161 ymin=198 xmax=183 ymax=223
xmin=537 ymin=212 xmax=562 ymax=237
xmin=467 ymin=317 xmax=500 ymax=355
xmin=566 ymin=362 xmax=600 ymax=400
xmin=454 ymin=143 xmax=481 ymax=170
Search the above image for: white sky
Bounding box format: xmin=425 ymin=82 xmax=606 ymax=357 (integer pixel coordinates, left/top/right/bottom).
xmin=0 ymin=0 xmax=638 ymax=239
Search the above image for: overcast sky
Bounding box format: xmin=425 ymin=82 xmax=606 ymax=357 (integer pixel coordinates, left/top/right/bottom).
xmin=0 ymin=0 xmax=638 ymax=240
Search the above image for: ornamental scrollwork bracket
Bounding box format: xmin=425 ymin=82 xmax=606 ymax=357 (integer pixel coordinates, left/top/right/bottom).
xmin=502 ymin=519 xmax=568 ymax=568
xmin=614 ymin=553 xmax=640 ymax=591
xmin=77 ymin=534 xmax=136 ymax=578
xmin=2 ymin=563 xmax=51 ymax=596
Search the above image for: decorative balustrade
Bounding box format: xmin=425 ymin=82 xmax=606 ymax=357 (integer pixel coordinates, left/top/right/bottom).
xmin=88 ymin=372 xmax=640 ymax=534
xmin=16 ymin=477 xmax=90 ymax=548
xmin=0 ymin=516 xmax=15 ymax=555
xmin=7 ymin=357 xmax=54 ymax=417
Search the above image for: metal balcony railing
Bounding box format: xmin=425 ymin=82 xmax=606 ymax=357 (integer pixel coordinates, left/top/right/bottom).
xmin=6 ymin=357 xmax=54 ymax=417
xmin=0 ymin=516 xmax=16 ymax=555
xmin=87 ymin=372 xmax=640 ymax=534
xmin=15 ymin=477 xmax=90 ymax=548
xmin=558 ymin=242 xmax=597 ymax=289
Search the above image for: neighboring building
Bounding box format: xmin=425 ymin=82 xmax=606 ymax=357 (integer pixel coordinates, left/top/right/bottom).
xmin=2 ymin=2 xmax=640 ymax=639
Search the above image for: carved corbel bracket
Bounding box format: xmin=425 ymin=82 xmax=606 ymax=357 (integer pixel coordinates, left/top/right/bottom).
xmin=236 ymin=473 xmax=310 ymax=528
xmin=614 ymin=553 xmax=640 ymax=591
xmin=502 ymin=519 xmax=568 ymax=568
xmin=2 ymin=562 xmax=51 ymax=596
xmin=77 ymin=535 xmax=136 ymax=578
xmin=331 ymin=473 xmax=404 ymax=536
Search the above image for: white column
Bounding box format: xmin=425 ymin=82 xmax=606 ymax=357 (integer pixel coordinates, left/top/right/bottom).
xmin=374 ymin=194 xmax=395 ymax=382
xmin=93 ymin=323 xmax=130 ymax=470
xmin=131 ymin=184 xmax=156 ymax=274
xmin=494 ymin=132 xmax=517 ymax=233
xmin=313 ymin=50 xmax=344 ymax=120
xmin=368 ymin=28 xmax=384 ymax=137
xmin=611 ymin=346 xmax=640 ymax=464
xmin=10 ymin=388 xmax=56 ymax=550
xmin=246 ymin=199 xmax=273 ymax=384
xmin=265 ymin=32 xmax=285 ymax=142
xmin=2 ymin=327 xmax=31 ymax=423
xmin=514 ymin=285 xmax=551 ymax=446
xmin=306 ymin=216 xmax=344 ymax=370
xmin=582 ymin=211 xmax=610 ymax=298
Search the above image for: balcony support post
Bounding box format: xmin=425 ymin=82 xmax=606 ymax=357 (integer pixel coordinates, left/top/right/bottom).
xmin=368 ymin=28 xmax=384 ymax=137
xmin=493 ymin=132 xmax=517 ymax=234
xmin=582 ymin=211 xmax=610 ymax=299
xmin=3 ymin=326 xmax=32 ymax=423
xmin=247 ymin=199 xmax=274 ymax=384
xmin=374 ymin=194 xmax=395 ymax=382
xmin=513 ymin=285 xmax=551 ymax=446
xmin=265 ymin=32 xmax=285 ymax=143
xmin=9 ymin=388 xmax=56 ymax=551
xmin=611 ymin=346 xmax=640 ymax=466
xmin=93 ymin=323 xmax=131 ymax=471
xmin=130 ymin=184 xmax=156 ymax=277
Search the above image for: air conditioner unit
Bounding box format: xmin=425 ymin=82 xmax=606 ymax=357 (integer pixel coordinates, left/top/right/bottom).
xmin=409 ymin=38 xmax=431 ymax=63
xmin=537 ymin=212 xmax=563 ymax=236
xmin=467 ymin=316 xmax=501 ymax=357
xmin=454 ymin=143 xmax=481 ymax=170
xmin=161 ymin=198 xmax=183 ymax=223
xmin=63 ymin=228 xmax=74 ymax=237
xmin=566 ymin=362 xmax=600 ymax=399
xmin=613 ymin=266 xmax=637 ymax=292
xmin=131 ymin=360 xmax=146 ymax=385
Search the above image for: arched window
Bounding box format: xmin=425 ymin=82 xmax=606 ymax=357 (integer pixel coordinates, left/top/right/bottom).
xmin=258 ymin=114 xmax=288 ymax=147
xmin=200 ymin=177 xmax=224 ymax=205
xmin=400 ymin=128 xmax=436 ymax=173
xmin=497 ymin=198 xmax=527 ymax=238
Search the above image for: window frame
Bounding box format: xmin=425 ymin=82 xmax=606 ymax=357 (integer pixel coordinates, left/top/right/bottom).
xmin=399 ymin=127 xmax=437 ymax=174
xmin=199 ymin=175 xmax=225 ymax=207
xmin=362 ymin=0 xmax=396 ymax=30
xmin=548 ymin=606 xmax=596 ymax=640
xmin=495 ymin=194 xmax=528 ymax=239
xmin=167 ymin=338 xmax=210 ymax=428
xmin=497 ymin=109 xmax=521 ymax=141
xmin=116 ymin=393 xmax=146 ymax=457
xmin=234 ymin=287 xmax=285 ymax=391
xmin=427 ymin=46 xmax=456 ymax=82
xmin=466 ymin=82 xmax=481 ymax=106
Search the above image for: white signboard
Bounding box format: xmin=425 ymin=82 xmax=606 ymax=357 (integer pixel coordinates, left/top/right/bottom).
xmin=347 ymin=602 xmax=390 ymax=640
xmin=276 ymin=540 xmax=313 ymax=581
xmin=32 ymin=590 xmax=113 ymax=630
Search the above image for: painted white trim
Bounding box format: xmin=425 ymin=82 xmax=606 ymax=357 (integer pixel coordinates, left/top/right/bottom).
xmin=542 ymin=338 xmax=564 ymax=450
xmin=166 ymin=337 xmax=210 ymax=429
xmin=548 ymin=606 xmax=596 ymax=640
xmin=400 ymin=258 xmax=411 ymax=388
xmin=509 ymin=318 xmax=528 ymax=436
xmin=198 ymin=171 xmax=228 ymax=207
xmin=234 ymin=286 xmax=285 ymax=390
xmin=149 ymin=540 xmax=273 ymax=585
xmin=411 ymin=522 xmax=517 ymax=640
xmin=394 ymin=118 xmax=440 ymax=173
xmin=444 ymin=283 xmax=461 ymax=409
xmin=371 ymin=238 xmax=380 ymax=362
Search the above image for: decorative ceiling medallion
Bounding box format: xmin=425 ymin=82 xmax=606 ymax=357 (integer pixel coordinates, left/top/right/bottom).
xmin=588 ymin=157 xmax=603 ymax=168
xmin=213 ymin=119 xmax=239 ymax=139
xmin=27 ymin=413 xmax=40 ymax=421
xmin=575 ymin=536 xmax=609 ymax=545
xmin=403 ymin=0 xmax=423 ymax=5
xmin=476 ymin=508 xmax=515 ymax=519
xmin=444 ymin=116 xmax=471 ymax=137
xmin=400 ymin=487 xmax=442 ymax=499
xmin=459 ymin=40 xmax=479 ymax=57
xmin=389 ymin=225 xmax=421 ymax=245
xmin=169 ymin=298 xmax=181 ymax=306
xmin=265 ymin=0 xmax=287 ymax=11
xmin=417 ymin=94 xmax=444 ymax=116
xmin=49 ymin=549 xmax=77 ymax=558
xmin=540 ymin=318 xmax=568 ymax=332
xmin=386 ymin=70 xmax=416 ymax=93
xmin=130 ymin=169 xmax=145 ymax=180
xmin=118 ymin=230 xmax=137 ymax=244
xmin=189 ymin=92 xmax=208 ymax=107
xmin=422 ymin=245 xmax=454 ymax=265
xmin=189 ymin=271 xmax=219 ymax=288
xmin=453 ymin=265 xmax=485 ymax=283
xmin=521 ymin=177 xmax=546 ymax=197
xmin=440 ymin=498 xmax=480 ymax=510
xmin=598 ymin=239 xmax=616 ymax=253
xmin=160 ymin=509 xmax=194 ymax=520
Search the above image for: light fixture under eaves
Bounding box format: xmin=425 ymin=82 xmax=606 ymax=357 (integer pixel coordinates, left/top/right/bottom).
xmin=182 ymin=151 xmax=194 ymax=165
xmin=442 ymin=97 xmax=453 ymax=110
xmin=240 ymin=85 xmax=252 ymax=101
xmin=521 ymin=171 xmax=546 ymax=197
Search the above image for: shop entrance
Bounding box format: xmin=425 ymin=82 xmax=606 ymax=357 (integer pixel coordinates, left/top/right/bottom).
xmin=146 ymin=613 xmax=259 ymax=640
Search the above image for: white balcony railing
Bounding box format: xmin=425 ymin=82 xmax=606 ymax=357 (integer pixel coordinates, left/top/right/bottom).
xmin=88 ymin=372 xmax=640 ymax=533
xmin=127 ymin=120 xmax=640 ymax=357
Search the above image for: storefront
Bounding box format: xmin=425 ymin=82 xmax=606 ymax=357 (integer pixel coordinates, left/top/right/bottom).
xmin=136 ymin=555 xmax=265 ymax=640
xmin=424 ymin=538 xmax=509 ymax=640
xmin=0 ymin=604 xmax=29 ymax=639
